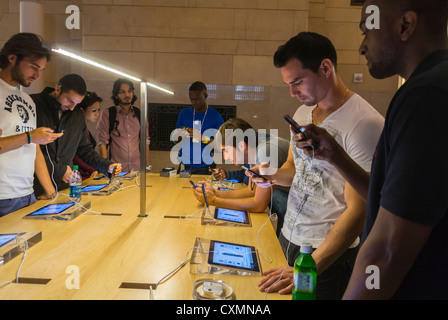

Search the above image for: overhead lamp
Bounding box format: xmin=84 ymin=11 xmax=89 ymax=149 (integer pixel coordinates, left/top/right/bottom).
xmin=51 ymin=46 xmax=176 ymax=217
xmin=51 ymin=48 xmax=175 ymax=95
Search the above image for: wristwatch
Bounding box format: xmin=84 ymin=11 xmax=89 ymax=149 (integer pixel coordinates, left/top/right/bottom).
xmin=26 ymin=131 xmax=32 ymax=144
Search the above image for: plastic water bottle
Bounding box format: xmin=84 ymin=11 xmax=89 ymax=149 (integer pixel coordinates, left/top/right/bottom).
xmin=69 ymin=165 xmax=82 ymax=203
xmin=292 ymin=243 xmax=317 ymax=300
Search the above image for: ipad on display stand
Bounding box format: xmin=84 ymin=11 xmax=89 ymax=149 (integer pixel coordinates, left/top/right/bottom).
xmin=207 ymin=240 xmax=261 ymax=274
xmin=0 ymin=231 xmax=42 ymax=265
xmin=81 ymin=181 xmax=120 ymax=196
xmin=23 ymin=201 xmax=91 ymax=221
xmin=212 ymin=207 xmax=251 ymax=226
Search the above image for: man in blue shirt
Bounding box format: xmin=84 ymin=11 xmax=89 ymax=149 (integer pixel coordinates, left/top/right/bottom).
xmin=176 ymin=81 xmax=224 ymax=175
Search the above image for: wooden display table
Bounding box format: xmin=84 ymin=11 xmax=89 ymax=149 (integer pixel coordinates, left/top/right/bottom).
xmin=0 ymin=174 xmax=289 ymax=300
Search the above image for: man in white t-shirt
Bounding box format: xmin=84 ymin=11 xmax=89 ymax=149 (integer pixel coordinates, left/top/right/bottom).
xmin=252 ymin=32 xmax=384 ymax=299
xmin=0 ymin=33 xmax=63 ymax=217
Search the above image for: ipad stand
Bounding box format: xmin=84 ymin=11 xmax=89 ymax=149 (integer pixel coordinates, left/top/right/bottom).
xmin=200 ymin=207 xmax=251 ymax=227
xmin=23 ymin=201 xmax=91 ymax=221
xmin=189 ymin=237 xmax=262 ymax=276
xmin=0 ymin=231 xmax=42 ymax=265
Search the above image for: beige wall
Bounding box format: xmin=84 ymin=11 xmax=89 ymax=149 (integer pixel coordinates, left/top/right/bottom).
xmin=1 ymin=0 xmax=397 ymax=172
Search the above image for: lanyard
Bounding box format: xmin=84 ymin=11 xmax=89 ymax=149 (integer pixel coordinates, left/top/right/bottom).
xmin=193 ymin=106 xmax=208 ymax=129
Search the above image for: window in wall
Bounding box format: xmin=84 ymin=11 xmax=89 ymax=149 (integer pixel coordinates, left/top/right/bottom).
xmin=351 ymin=0 xmax=365 ymax=5
xmin=147 ymin=103 xmax=236 ymax=151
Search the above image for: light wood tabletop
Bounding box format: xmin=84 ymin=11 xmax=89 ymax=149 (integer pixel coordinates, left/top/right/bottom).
xmin=0 ymin=173 xmax=290 ymax=300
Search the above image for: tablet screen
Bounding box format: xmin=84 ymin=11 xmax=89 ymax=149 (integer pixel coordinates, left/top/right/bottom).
xmin=208 ymin=240 xmax=260 ymax=272
xmin=81 ymin=184 xmax=108 ymax=192
xmin=218 ymin=187 xmax=233 ymax=191
xmin=222 ymin=179 xmax=239 ymax=183
xmin=0 ymin=234 xmax=18 ymax=248
xmin=214 ymin=208 xmax=249 ymax=224
xmin=27 ymin=203 xmax=75 ymax=217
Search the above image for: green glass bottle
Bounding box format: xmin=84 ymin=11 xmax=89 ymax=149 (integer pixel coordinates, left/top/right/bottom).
xmin=292 ymin=244 xmax=317 ymax=300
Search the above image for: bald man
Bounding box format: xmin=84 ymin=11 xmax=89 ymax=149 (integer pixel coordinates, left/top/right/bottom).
xmin=296 ymin=0 xmax=448 ymax=299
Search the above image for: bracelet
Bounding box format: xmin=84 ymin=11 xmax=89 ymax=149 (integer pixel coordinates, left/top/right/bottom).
xmin=44 ymin=191 xmax=57 ymax=199
xmin=26 ymin=131 xmax=32 ymax=144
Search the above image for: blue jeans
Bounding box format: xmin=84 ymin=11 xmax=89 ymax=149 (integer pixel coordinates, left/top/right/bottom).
xmin=279 ymin=232 xmax=358 ymax=300
xmin=0 ymin=193 xmax=37 ymax=217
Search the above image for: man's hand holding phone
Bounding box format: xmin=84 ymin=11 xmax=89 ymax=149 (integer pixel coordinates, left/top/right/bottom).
xmin=293 ymin=124 xmax=343 ymax=165
xmin=244 ymin=163 xmax=277 ymax=188
xmin=30 ymin=127 xmax=64 ymax=145
xmin=108 ymin=163 xmax=122 ymax=175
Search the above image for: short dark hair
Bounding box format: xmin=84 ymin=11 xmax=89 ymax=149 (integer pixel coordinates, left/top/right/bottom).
xmin=218 ymin=118 xmax=256 ymax=148
xmin=189 ymin=81 xmax=207 ymax=92
xmin=78 ymin=91 xmax=103 ymax=110
xmin=0 ymin=33 xmax=51 ymax=69
xmin=111 ymin=78 xmax=137 ymax=106
xmin=395 ymin=0 xmax=448 ymax=41
xmin=273 ymin=32 xmax=338 ymax=73
xmin=58 ymin=74 xmax=87 ymax=96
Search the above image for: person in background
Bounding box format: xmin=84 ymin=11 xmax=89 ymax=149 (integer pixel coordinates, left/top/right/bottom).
xmin=31 ymin=74 xmax=121 ymax=196
xmin=176 ymin=81 xmax=224 ymax=174
xmin=0 ymin=33 xmax=61 ymax=216
xmin=73 ymin=91 xmax=103 ymax=180
xmin=97 ymin=78 xmax=151 ymax=172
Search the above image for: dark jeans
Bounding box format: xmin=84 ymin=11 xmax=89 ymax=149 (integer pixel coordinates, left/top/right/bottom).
xmin=279 ymin=232 xmax=359 ymax=300
xmin=271 ymin=188 xmax=289 ymax=237
xmin=179 ymin=164 xmax=216 ymax=175
xmin=0 ymin=193 xmax=37 ymax=217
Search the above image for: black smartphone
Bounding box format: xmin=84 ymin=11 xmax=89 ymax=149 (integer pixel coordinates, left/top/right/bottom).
xmin=242 ymin=165 xmax=267 ymax=181
xmin=284 ymin=114 xmax=307 ymax=136
xmin=109 ymin=166 xmax=117 ymax=184
xmin=190 ymin=180 xmax=199 ymax=188
xmin=283 ymin=114 xmax=318 ymax=148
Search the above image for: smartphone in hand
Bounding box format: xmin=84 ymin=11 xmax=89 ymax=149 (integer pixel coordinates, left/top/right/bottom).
xmin=242 ymin=165 xmax=267 ymax=181
xmin=284 ymin=114 xmax=318 ymax=148
xmin=190 ymin=180 xmax=199 ymax=188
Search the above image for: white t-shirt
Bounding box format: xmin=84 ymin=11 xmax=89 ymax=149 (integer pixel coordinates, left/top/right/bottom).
xmin=281 ymin=93 xmax=384 ymax=248
xmin=0 ymin=79 xmax=37 ymax=199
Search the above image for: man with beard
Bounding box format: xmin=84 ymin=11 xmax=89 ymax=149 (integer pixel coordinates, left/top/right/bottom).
xmin=0 ymin=33 xmax=62 ymax=216
xmin=295 ymin=0 xmax=448 ymax=299
xmin=31 ymin=74 xmax=122 ymax=196
xmin=97 ymin=78 xmax=150 ymax=172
